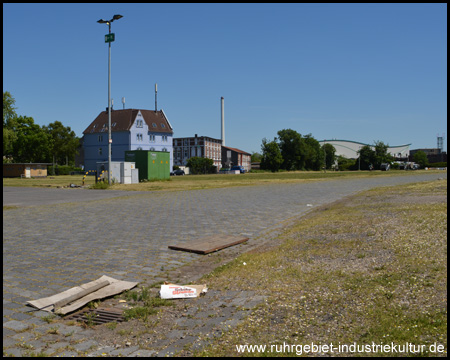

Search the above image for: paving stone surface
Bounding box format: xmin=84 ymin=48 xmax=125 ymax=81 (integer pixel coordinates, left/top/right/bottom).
xmin=3 ymin=173 xmax=446 ymax=356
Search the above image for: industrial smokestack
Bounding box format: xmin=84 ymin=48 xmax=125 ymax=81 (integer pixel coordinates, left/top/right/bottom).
xmin=221 ymin=97 xmax=225 ymax=146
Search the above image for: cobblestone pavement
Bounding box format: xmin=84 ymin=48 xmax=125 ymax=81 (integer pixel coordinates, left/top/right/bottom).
xmin=3 ymin=173 xmax=446 ymax=356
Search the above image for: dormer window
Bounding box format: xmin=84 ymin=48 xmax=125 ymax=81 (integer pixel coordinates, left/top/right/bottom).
xmin=112 ymin=122 xmax=116 ymax=127
xmin=161 ymin=123 xmax=166 ymax=128
xmin=152 ymin=123 xmax=157 ymax=128
xmin=93 ymin=124 xmax=97 ymax=129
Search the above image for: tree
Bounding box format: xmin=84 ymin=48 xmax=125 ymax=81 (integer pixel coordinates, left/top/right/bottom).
xmin=373 ymin=140 xmax=393 ymax=169
xmin=260 ymin=138 xmax=283 ymax=172
xmin=3 ymin=91 xmax=18 ymax=157
xmin=43 ymin=121 xmax=80 ymax=165
xmin=357 ymin=145 xmax=376 ymax=170
xmin=413 ymin=150 xmax=429 ymax=168
xmin=337 ymin=155 xmax=356 ymax=171
xmin=12 ymin=116 xmax=53 ymax=163
xmin=186 ymin=156 xmax=215 ymax=174
xmin=277 ymin=129 xmax=305 ymax=170
xmin=251 ymin=152 xmax=262 ymax=163
xmin=322 ymin=143 xmax=336 ymax=170
xmin=303 ymin=134 xmax=323 ymax=170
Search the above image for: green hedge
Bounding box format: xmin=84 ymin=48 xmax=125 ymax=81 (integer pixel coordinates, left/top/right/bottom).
xmin=427 ymin=162 xmax=447 ymax=168
xmin=47 ymin=165 xmax=83 ymax=175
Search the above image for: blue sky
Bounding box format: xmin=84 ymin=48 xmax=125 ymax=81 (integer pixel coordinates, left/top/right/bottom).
xmin=3 ymin=3 xmax=447 ymax=154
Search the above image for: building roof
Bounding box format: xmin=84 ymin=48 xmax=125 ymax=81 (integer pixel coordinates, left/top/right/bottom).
xmin=222 ymin=146 xmax=251 ymax=156
xmin=318 ymin=139 xmax=411 ymax=159
xmin=83 ymin=109 xmax=173 ymax=135
xmin=173 ymin=135 xmax=222 ymax=142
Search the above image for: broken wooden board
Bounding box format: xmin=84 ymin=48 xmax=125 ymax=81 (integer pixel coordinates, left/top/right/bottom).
xmin=168 ymin=234 xmax=249 ymax=255
xmin=26 ymin=275 xmax=138 ymax=314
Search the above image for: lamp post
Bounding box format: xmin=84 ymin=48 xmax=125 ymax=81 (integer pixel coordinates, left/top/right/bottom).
xmin=97 ymin=14 xmax=123 ymax=184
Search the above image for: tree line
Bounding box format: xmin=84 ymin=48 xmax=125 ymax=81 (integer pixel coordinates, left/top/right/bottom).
xmin=3 ymin=91 xmax=80 ymax=165
xmin=258 ymin=128 xmax=399 ymax=172
xmin=259 ymin=129 xmax=336 ymax=172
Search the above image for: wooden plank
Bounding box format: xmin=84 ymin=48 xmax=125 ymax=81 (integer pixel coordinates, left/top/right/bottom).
xmin=168 ymin=235 xmax=249 ymax=255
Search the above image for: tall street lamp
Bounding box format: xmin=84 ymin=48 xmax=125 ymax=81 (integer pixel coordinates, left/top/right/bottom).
xmin=97 ymin=14 xmax=123 ymax=184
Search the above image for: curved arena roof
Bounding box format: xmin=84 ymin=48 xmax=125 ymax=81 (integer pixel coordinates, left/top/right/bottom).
xmin=318 ymin=140 xmax=411 ymax=159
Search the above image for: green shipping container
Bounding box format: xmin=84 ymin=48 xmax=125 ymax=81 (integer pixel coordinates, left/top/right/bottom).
xmin=124 ymin=150 xmax=170 ymax=181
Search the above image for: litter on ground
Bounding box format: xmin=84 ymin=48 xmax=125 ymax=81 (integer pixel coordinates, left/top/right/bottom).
xmin=26 ymin=275 xmax=138 ymax=314
xmin=160 ymin=282 xmax=207 ymax=299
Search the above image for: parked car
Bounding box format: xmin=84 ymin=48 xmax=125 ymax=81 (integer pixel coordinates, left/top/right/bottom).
xmin=170 ymin=169 xmax=185 ymax=176
xmin=231 ymin=165 xmax=246 ymax=173
xmin=380 ymin=163 xmax=391 ymax=171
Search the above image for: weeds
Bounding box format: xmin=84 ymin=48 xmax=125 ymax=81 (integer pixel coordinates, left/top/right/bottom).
xmin=194 ymin=180 xmax=447 ymax=356
xmin=122 ymin=286 xmax=174 ymax=321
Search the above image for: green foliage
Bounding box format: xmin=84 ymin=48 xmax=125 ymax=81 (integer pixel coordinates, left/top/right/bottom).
xmin=90 ymin=181 xmax=110 ymax=189
xmin=303 ymin=134 xmax=323 ymax=170
xmin=323 ymin=143 xmax=336 ymax=169
xmin=427 ymin=162 xmax=447 ymax=167
xmin=413 ymin=150 xmax=429 ymax=168
xmin=357 ymin=141 xmax=394 ymax=170
xmin=251 ymin=152 xmax=262 ymax=163
xmin=3 ymin=91 xmax=80 ymax=164
xmin=260 ymin=138 xmax=283 ymax=172
xmin=43 ymin=121 xmax=80 ymax=166
xmin=186 ymin=156 xmax=216 ymax=174
xmin=357 ymin=145 xmax=376 ymax=170
xmin=262 ymin=130 xmax=333 ymax=171
xmin=47 ymin=165 xmax=82 ymax=175
xmin=277 ymin=129 xmax=305 ymax=170
xmin=373 ymin=140 xmax=394 ymax=168
xmin=12 ymin=115 xmax=53 ymax=163
xmin=3 ymin=91 xmax=18 ymax=156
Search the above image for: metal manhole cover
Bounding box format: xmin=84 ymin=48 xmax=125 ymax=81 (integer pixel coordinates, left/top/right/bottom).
xmin=65 ymin=308 xmax=124 ymax=325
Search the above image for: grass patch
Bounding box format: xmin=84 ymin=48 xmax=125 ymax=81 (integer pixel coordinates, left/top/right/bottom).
xmin=122 ymin=286 xmax=174 ymax=321
xmin=195 ymin=179 xmax=447 ymax=356
xmin=89 ymin=181 xmax=110 ymax=190
xmin=5 ymin=170 xmax=444 ymax=192
xmin=3 ymin=175 xmax=95 ymax=188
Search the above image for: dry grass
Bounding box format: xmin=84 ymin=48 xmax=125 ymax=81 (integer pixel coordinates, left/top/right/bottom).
xmin=191 ymin=179 xmax=447 ymax=357
xmin=3 ymin=170 xmax=445 ymax=192
xmin=2 ymin=175 xmax=95 ymax=188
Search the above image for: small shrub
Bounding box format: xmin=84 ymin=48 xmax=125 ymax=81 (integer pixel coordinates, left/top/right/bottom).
xmin=90 ymin=181 xmax=109 ymax=189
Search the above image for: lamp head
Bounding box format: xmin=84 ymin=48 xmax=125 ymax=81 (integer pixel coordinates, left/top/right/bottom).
xmin=112 ymin=14 xmax=123 ymax=21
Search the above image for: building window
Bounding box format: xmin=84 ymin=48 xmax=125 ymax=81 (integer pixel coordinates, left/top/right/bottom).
xmin=98 ymin=135 xmax=103 ymax=142
xmin=149 ymin=134 xmax=155 ymax=142
xmin=136 ymin=119 xmax=143 ymax=127
xmin=136 ymin=133 xmax=143 ymax=141
xmin=98 ymin=148 xmax=102 ymax=155
xmin=152 ymin=123 xmax=157 ymax=128
xmin=162 ymin=147 xmax=167 ymax=152
xmin=161 ymin=123 xmax=166 ymax=128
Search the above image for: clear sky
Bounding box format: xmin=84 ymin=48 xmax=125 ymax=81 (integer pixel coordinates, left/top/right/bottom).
xmin=3 ymin=3 xmax=447 ymax=154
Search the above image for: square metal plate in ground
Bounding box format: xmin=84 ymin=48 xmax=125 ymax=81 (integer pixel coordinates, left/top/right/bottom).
xmin=168 ymin=234 xmax=249 ymax=254
xmin=65 ymin=308 xmax=124 ymax=325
